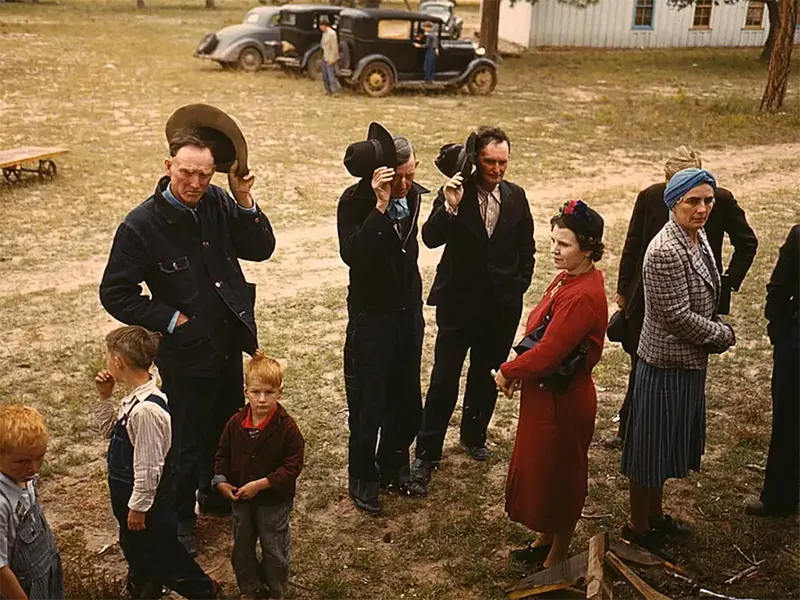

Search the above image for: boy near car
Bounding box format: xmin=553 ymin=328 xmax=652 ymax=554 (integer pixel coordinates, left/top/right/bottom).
xmin=0 ymin=405 xmax=63 ymax=600
xmin=93 ymin=325 xmax=217 ymax=599
xmin=319 ymin=17 xmax=340 ymax=96
xmin=213 ymin=352 xmax=304 ymax=600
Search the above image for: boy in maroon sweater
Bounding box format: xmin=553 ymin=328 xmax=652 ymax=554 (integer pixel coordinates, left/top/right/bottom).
xmin=212 ymin=353 xmax=304 ymax=600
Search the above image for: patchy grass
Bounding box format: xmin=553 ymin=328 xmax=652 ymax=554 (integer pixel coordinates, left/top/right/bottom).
xmin=1 ymin=1 xmax=799 ymax=599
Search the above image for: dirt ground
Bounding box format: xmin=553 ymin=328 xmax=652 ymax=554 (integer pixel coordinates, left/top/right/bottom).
xmin=1 ymin=1 xmax=799 ymax=599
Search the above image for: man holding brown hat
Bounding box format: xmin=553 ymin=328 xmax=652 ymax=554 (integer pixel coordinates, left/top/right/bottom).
xmin=100 ymin=104 xmax=276 ymax=555
xmin=337 ymin=122 xmax=429 ymax=514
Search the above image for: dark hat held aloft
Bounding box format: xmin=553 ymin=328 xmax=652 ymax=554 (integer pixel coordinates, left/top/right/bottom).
xmin=434 ymin=132 xmax=476 ymax=179
xmin=343 ymin=122 xmax=398 ymax=178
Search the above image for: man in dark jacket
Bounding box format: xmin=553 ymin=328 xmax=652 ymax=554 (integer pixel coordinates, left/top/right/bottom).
xmin=100 ymin=127 xmax=276 ymax=554
xmin=745 ymin=224 xmax=799 ymax=517
xmin=337 ymin=127 xmax=428 ymax=515
xmin=412 ymin=126 xmax=535 ymax=491
xmin=607 ymin=146 xmax=758 ymax=447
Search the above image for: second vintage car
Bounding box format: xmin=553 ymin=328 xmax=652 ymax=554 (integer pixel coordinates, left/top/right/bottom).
xmin=336 ymin=8 xmax=497 ymax=97
xmin=270 ymin=4 xmax=343 ymax=80
xmin=418 ymin=1 xmax=463 ymax=39
xmin=194 ymin=6 xmax=282 ymax=72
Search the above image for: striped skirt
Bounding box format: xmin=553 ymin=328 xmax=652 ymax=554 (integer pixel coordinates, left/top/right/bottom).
xmin=621 ymin=359 xmax=707 ymax=488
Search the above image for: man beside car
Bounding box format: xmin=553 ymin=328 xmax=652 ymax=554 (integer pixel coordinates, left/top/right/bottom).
xmin=319 ymin=16 xmax=340 ymax=96
xmin=412 ymin=126 xmax=536 ymax=493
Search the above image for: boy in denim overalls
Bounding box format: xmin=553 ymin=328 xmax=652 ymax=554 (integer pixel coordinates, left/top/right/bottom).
xmin=0 ymin=404 xmax=63 ymax=600
xmin=93 ymin=326 xmax=216 ymax=599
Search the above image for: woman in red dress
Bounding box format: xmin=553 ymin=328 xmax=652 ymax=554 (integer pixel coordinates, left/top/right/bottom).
xmin=495 ymin=200 xmax=608 ymax=569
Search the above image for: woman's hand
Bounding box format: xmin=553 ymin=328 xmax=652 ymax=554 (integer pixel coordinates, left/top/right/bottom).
xmin=494 ymin=369 xmax=519 ymax=398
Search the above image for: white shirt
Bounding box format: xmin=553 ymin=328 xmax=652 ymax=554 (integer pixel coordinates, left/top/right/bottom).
xmin=0 ymin=473 xmax=36 ymax=568
xmin=93 ymin=378 xmax=172 ymax=512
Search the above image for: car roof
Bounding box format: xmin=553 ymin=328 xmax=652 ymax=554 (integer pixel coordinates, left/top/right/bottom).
xmin=246 ymin=6 xmax=281 ymax=15
xmin=339 ymin=7 xmax=445 ymax=23
xmin=420 ymin=1 xmax=455 ymax=7
xmin=280 ymin=4 xmax=343 ymax=13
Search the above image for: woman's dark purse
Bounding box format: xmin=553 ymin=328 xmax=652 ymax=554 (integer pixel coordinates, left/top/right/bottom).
xmin=512 ymin=314 xmax=588 ymax=394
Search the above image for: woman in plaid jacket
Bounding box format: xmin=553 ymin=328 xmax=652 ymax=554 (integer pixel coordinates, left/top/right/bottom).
xmin=621 ymin=168 xmax=735 ymax=556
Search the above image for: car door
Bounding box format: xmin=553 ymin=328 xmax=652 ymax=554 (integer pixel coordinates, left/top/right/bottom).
xmin=375 ymin=19 xmax=415 ymax=78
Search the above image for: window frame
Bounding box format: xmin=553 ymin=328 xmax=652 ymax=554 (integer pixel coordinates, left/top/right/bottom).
xmin=743 ymin=0 xmax=765 ymax=29
xmin=631 ymin=0 xmax=655 ymax=31
xmin=692 ymin=0 xmax=713 ymax=29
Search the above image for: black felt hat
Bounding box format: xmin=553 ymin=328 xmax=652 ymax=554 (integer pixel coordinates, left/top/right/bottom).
xmin=557 ymin=199 xmax=604 ymax=241
xmin=343 ymin=122 xmax=398 ymax=178
xmin=165 ymin=103 xmax=249 ymax=177
xmin=434 ymin=132 xmax=476 ymax=179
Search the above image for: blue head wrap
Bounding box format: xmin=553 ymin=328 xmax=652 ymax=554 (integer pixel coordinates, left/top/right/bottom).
xmin=664 ymin=167 xmax=717 ymax=209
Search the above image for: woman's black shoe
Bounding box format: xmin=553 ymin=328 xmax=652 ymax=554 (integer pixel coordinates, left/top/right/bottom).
xmin=510 ymin=542 xmax=552 ymax=567
xmin=621 ymin=525 xmax=675 ymax=563
xmin=649 ymin=514 xmax=692 ymax=538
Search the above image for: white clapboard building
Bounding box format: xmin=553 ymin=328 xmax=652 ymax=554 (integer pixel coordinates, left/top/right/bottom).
xmin=499 ymin=0 xmax=800 ymax=49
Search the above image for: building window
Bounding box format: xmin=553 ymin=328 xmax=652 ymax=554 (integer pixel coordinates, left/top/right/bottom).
xmin=632 ymin=0 xmax=655 ymax=29
xmin=693 ymin=0 xmax=713 ymax=28
xmin=744 ymin=1 xmax=765 ymax=28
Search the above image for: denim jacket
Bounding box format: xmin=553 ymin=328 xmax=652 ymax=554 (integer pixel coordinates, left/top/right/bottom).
xmin=100 ymin=176 xmax=276 ymax=376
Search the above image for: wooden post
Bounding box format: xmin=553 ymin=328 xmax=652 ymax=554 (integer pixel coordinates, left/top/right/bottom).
xmin=479 ymin=0 xmax=501 ymax=60
xmin=604 ymin=552 xmax=671 ymax=600
xmin=760 ymin=0 xmax=799 ymax=112
xmin=586 ymin=532 xmax=612 ymax=600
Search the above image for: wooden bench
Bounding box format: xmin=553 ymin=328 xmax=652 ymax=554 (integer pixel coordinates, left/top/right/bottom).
xmin=0 ymin=146 xmax=70 ymax=183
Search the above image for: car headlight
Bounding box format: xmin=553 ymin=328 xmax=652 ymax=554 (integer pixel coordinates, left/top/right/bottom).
xmin=476 ymin=47 xmax=486 ymax=56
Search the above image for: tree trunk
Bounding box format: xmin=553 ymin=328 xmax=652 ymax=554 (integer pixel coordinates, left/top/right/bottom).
xmin=479 ymin=0 xmax=501 ymax=60
xmin=760 ymin=0 xmax=780 ymax=63
xmin=760 ymin=0 xmax=799 ymax=112
xmin=205 ymin=0 xmax=215 ymax=7
xmin=136 ymin=0 xmax=145 ymax=7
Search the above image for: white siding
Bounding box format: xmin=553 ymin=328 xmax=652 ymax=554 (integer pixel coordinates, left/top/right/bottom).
xmin=497 ymin=0 xmax=799 ymax=49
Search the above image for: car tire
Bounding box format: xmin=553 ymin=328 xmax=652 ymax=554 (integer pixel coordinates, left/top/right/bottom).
xmin=237 ymin=47 xmax=264 ymax=72
xmin=467 ymin=64 xmax=496 ymax=95
xmin=306 ymin=49 xmax=323 ymax=81
xmin=360 ymin=62 xmax=394 ymax=98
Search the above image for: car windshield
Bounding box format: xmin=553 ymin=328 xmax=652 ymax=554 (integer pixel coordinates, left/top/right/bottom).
xmin=422 ymin=5 xmax=450 ymax=17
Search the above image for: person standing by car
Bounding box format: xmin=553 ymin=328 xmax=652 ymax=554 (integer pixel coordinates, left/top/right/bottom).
xmin=319 ymin=16 xmax=340 ymax=96
xmin=100 ymin=105 xmax=276 ymax=556
xmin=606 ymin=146 xmax=757 ymax=449
xmin=337 ymin=123 xmax=429 ymax=515
xmin=415 ymin=21 xmax=439 ymax=83
xmin=411 ymin=126 xmax=535 ymax=492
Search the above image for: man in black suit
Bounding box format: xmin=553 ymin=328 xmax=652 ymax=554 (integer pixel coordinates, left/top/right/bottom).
xmin=412 ymin=126 xmax=535 ymax=490
xmin=606 ymin=146 xmax=758 ymax=448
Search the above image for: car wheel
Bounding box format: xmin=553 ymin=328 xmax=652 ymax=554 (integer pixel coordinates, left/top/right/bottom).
xmin=360 ymin=62 xmax=394 ymax=98
xmin=306 ymin=49 xmax=323 ymax=81
xmin=467 ymin=65 xmax=496 ymax=95
xmin=237 ymin=47 xmax=264 ymax=72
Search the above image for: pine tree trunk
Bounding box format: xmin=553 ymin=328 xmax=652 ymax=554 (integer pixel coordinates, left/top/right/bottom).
xmin=760 ymin=0 xmax=780 ymax=63
xmin=136 ymin=0 xmax=145 ymax=7
xmin=760 ymin=0 xmax=799 ymax=112
xmin=479 ymin=0 xmax=501 ymax=60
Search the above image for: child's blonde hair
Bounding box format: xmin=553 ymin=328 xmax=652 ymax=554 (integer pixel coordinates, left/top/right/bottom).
xmin=245 ymin=351 xmax=283 ymax=389
xmin=0 ymin=405 xmax=49 ymax=453
xmin=105 ymin=325 xmax=160 ymax=371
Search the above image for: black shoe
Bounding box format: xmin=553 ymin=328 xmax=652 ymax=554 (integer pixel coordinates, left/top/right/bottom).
xmin=177 ymin=520 xmax=198 ymax=557
xmin=621 ymin=525 xmax=675 ymax=562
xmin=462 ymin=443 xmax=491 ymax=461
xmin=379 ymin=465 xmax=428 ymax=498
xmin=510 ymin=541 xmax=552 ymax=567
xmin=745 ymin=498 xmax=799 ymax=517
xmin=349 ymin=478 xmax=382 ymax=515
xmin=411 ymin=458 xmax=437 ymax=486
xmin=649 ymin=514 xmax=692 ymax=538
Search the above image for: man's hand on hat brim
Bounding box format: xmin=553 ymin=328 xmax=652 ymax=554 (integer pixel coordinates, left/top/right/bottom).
xmin=229 ymin=161 xmax=255 ymax=208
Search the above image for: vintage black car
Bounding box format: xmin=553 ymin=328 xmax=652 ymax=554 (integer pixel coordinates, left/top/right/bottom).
xmin=336 ymin=8 xmax=497 ymax=97
xmin=194 ymin=6 xmax=282 ymax=72
xmin=418 ymin=1 xmax=463 ymax=39
xmin=270 ymin=5 xmax=343 ymax=80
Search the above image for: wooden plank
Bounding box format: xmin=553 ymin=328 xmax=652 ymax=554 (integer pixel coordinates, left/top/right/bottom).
xmin=0 ymin=147 xmax=69 ymax=169
xmin=507 ymin=550 xmax=588 ymax=599
xmin=609 ymin=539 xmax=686 ymax=575
xmin=604 ymin=551 xmax=671 ymax=600
xmin=586 ymin=532 xmax=612 ymax=600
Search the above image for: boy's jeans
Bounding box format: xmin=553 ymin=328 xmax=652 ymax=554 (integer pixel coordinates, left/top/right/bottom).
xmin=322 ymin=61 xmax=340 ymax=95
xmin=231 ymin=499 xmax=293 ymax=598
xmin=424 ymin=48 xmax=436 ymax=82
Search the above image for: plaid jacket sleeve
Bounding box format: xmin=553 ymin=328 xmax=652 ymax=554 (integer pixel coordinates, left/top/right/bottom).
xmin=644 ymin=245 xmax=734 ymax=349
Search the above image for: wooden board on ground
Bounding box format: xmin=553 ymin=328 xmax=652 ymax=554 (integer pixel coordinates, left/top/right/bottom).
xmin=506 ymin=550 xmax=588 ymax=600
xmin=604 ymin=551 xmax=671 ymax=600
xmin=587 ymin=532 xmax=613 ymax=600
xmin=609 ymin=539 xmax=686 ymax=574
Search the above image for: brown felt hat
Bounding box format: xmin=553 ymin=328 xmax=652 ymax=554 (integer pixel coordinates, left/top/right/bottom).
xmin=165 ymin=103 xmax=249 ymax=177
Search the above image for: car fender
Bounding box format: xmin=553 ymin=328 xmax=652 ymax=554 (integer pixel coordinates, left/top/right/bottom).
xmin=217 ymin=39 xmax=266 ymax=62
xmin=300 ymin=43 xmax=323 ymax=69
xmin=453 ymin=58 xmax=496 ymax=84
xmin=352 ymin=54 xmax=398 ymax=82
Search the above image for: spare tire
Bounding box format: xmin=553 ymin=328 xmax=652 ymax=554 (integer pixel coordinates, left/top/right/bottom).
xmin=196 ymin=32 xmax=218 ymax=54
